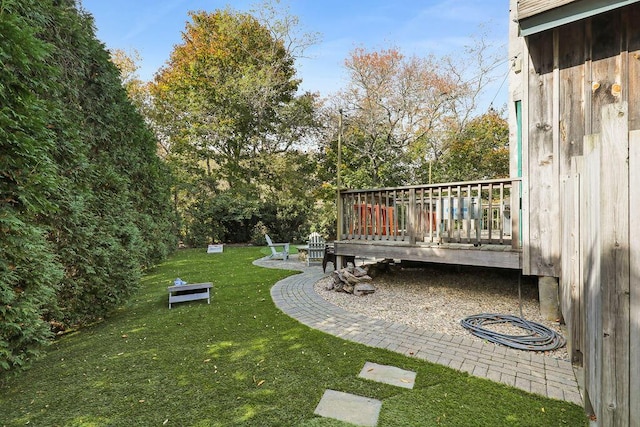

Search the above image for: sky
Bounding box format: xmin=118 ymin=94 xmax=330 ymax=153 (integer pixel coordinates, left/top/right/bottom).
xmin=80 ymin=0 xmax=510 ymax=111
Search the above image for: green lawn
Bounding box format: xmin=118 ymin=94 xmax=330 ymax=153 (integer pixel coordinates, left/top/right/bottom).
xmin=0 ymin=247 xmax=587 ymax=426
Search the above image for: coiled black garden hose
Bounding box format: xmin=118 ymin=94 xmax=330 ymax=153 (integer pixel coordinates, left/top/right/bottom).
xmin=460 ymin=313 xmax=566 ymax=351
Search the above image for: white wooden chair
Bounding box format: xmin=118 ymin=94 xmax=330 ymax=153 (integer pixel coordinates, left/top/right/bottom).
xmin=307 ymin=232 xmax=325 ymax=266
xmin=265 ymin=234 xmax=289 ymax=260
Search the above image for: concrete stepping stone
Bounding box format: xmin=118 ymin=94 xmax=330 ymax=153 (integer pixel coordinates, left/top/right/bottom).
xmin=314 ymin=389 xmax=382 ymax=426
xmin=358 ymin=362 xmax=416 ymax=389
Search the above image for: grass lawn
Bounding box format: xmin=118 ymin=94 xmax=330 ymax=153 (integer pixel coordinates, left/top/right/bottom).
xmin=0 ymin=247 xmax=587 ymax=426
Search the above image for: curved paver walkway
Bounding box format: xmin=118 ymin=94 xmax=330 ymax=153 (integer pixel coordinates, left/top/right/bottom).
xmin=255 ymin=255 xmax=583 ymax=405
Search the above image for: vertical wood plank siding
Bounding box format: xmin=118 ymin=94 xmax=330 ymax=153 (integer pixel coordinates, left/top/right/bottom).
xmin=516 ymin=3 xmax=640 ymax=423
xmin=598 ymin=103 xmax=629 ymax=426
xmin=517 ymin=0 xmax=579 ymax=20
xmin=629 ymin=130 xmax=640 ymax=425
xmin=526 ymin=30 xmax=558 ymax=277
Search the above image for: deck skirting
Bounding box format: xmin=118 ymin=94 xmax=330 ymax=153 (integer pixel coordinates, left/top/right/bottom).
xmin=334 ymin=241 xmax=521 ymax=270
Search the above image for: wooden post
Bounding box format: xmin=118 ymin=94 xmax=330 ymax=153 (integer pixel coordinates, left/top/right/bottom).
xmin=561 ymin=158 xmax=583 ymax=365
xmin=629 ymin=129 xmax=640 ymax=426
xmin=584 ymin=103 xmax=631 ymax=425
xmin=538 ymin=276 xmax=560 ymax=321
xmin=583 ymin=132 xmax=601 ymax=418
xmin=336 ymin=110 xmax=343 ymax=240
xmin=599 ymin=103 xmax=629 ymax=426
xmin=408 ymin=188 xmax=416 ymax=245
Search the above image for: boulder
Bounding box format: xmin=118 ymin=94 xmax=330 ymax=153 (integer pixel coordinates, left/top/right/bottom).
xmin=354 ymin=283 xmax=376 ymax=296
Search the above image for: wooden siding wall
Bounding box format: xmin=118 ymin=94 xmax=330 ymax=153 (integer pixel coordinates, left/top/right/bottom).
xmin=629 ymin=132 xmax=640 ymax=427
xmin=522 ymin=4 xmax=640 ymax=276
xmin=519 ymin=4 xmax=640 ymax=425
xmin=573 ymin=104 xmax=633 ymax=425
xmin=524 ymin=29 xmax=558 ymax=277
xmin=517 ymin=0 xmax=578 ymax=20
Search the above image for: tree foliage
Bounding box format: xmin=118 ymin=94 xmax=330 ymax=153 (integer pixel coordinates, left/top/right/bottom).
xmin=153 ymin=9 xmax=300 ymax=185
xmin=323 ymin=38 xmax=506 ymax=189
xmin=1 ymin=0 xmax=175 ymax=374
xmin=0 ymin=0 xmax=64 ymax=372
xmin=150 ymin=7 xmax=319 ymax=243
xmin=332 ymin=47 xmax=464 ymax=188
xmin=431 ymin=110 xmax=509 ymax=182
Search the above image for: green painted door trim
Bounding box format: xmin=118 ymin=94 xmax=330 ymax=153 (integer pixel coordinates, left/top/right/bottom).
xmin=515 ymin=100 xmax=523 ymax=244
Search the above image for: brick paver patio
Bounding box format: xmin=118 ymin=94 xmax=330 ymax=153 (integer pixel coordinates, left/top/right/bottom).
xmin=256 ymin=256 xmax=583 ymax=405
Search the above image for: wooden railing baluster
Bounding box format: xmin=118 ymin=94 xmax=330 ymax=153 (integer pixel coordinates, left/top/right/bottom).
xmin=338 ymin=178 xmax=520 ymax=248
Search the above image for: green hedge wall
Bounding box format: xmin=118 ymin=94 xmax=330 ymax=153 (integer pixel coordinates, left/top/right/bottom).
xmin=0 ymin=0 xmax=176 ymax=374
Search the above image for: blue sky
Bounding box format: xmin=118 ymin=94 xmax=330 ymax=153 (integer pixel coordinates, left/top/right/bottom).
xmin=80 ymin=0 xmax=509 ymax=110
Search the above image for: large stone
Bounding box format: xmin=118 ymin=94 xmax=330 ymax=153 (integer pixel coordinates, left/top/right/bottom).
xmin=353 ymin=266 xmax=369 ymax=277
xmin=358 ymin=361 xmax=416 ymax=389
xmin=538 ymin=276 xmax=560 ymax=321
xmin=354 ymin=283 xmax=376 ymax=296
xmin=332 ymin=270 xmax=344 ymax=283
xmin=343 ymin=270 xmax=372 ymax=285
xmin=314 ymin=389 xmax=382 ymax=427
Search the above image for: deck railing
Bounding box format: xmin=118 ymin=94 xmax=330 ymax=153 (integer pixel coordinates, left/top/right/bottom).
xmin=338 ymin=178 xmax=521 ymax=248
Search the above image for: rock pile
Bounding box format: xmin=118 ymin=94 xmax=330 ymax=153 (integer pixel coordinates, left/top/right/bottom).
xmin=325 ymin=265 xmax=376 ymax=296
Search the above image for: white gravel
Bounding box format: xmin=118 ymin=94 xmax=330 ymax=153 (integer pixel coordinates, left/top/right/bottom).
xmin=314 ymin=263 xmax=569 ymax=360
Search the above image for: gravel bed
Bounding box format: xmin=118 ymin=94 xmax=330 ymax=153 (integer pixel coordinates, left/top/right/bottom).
xmin=314 ymin=263 xmax=569 ymax=360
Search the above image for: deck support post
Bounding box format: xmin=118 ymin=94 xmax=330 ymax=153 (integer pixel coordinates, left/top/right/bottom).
xmin=538 ymin=276 xmax=560 ymax=321
xmin=408 ymin=188 xmax=416 ymax=245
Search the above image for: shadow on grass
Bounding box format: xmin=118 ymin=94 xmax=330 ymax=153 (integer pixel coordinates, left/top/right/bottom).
xmin=0 ymin=247 xmax=587 ymax=426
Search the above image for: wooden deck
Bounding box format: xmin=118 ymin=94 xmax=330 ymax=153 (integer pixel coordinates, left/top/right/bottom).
xmin=335 ymin=178 xmax=521 ymax=270
xmin=334 ymin=240 xmax=521 ymax=269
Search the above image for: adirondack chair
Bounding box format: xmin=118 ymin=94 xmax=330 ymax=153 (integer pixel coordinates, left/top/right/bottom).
xmin=306 ymin=232 xmax=325 ymax=266
xmin=265 ymin=234 xmax=289 ymax=260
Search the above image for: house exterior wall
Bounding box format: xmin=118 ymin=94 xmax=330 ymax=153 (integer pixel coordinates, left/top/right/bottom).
xmin=510 ymin=0 xmax=640 ymax=424
xmin=510 ymin=1 xmax=640 ymax=277
xmin=517 ymin=0 xmax=579 ymax=20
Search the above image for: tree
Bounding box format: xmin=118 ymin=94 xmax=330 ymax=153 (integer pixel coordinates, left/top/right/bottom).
xmin=331 ymin=47 xmax=465 ymax=188
xmin=152 ymin=9 xmax=300 ymax=187
xmin=0 ymin=0 xmax=64 ymax=372
xmin=53 ymin=4 xmax=177 ymax=317
xmin=433 ymin=110 xmax=509 ymax=182
xmin=2 ymin=0 xmax=177 ymax=374
xmin=110 ymin=48 xmax=153 ymax=114
xmin=150 ymin=6 xmax=320 ymax=243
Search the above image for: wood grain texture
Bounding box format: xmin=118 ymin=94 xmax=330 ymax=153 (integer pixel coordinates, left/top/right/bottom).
xmin=628 ymin=4 xmax=640 ymax=130
xmin=629 ymin=129 xmax=640 ymax=426
xmin=526 ymin=30 xmax=559 ymax=276
xmin=598 ymin=103 xmax=629 ymax=426
xmin=582 ymin=132 xmax=601 ymax=418
xmin=517 ymin=0 xmax=578 ymax=20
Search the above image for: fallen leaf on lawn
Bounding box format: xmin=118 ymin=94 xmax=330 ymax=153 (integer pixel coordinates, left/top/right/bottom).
xmin=541 ymin=407 xmax=545 ymax=413
xmin=121 ymin=335 xmax=128 ymax=338
xmin=257 ymin=380 xmax=265 ymax=387
xmin=203 ymin=359 xmax=211 ymax=363
xmin=139 ymin=399 xmax=145 ymax=403
xmin=163 ymin=419 xmax=169 ymax=425
xmin=117 ymin=352 xmax=124 ymax=356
